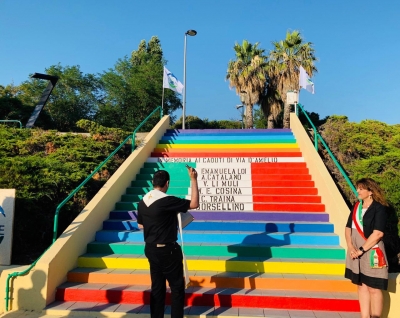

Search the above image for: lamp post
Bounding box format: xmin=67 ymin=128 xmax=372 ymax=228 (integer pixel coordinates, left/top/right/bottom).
xmin=236 ymin=105 xmax=244 ymax=129
xmin=182 ymin=29 xmax=197 ymax=130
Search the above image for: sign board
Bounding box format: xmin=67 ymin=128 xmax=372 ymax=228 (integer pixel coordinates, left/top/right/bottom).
xmin=0 ymin=189 xmax=15 ymax=265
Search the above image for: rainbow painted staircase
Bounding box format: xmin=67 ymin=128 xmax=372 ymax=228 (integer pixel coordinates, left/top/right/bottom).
xmin=47 ymin=129 xmax=360 ymax=317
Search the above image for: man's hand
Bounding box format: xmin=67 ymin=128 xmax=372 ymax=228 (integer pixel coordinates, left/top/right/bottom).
xmin=138 ymin=223 xmax=144 ymax=230
xmin=187 ymin=166 xmax=198 ymax=179
xmin=186 ymin=165 xmax=199 ymax=209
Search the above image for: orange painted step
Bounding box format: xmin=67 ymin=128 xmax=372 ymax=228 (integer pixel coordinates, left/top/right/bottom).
xmin=151 ymin=151 xmax=302 ymax=157
xmin=252 ymin=187 xmax=318 ymax=195
xmin=253 ymin=195 xmax=321 ymax=203
xmin=56 ymin=284 xmax=360 ymax=312
xmin=251 ymin=167 xmax=309 ymax=174
xmin=253 ymin=202 xmax=325 ymax=212
xmin=67 ymin=271 xmax=357 ymax=293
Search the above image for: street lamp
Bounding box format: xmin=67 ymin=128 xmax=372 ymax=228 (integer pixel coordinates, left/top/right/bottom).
xmin=236 ymin=105 xmax=244 ymax=129
xmin=182 ymin=29 xmax=197 ymax=130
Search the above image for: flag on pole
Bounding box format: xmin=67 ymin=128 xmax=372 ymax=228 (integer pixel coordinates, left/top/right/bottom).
xmin=299 ymin=66 xmax=315 ymax=94
xmin=163 ymin=67 xmax=184 ymax=94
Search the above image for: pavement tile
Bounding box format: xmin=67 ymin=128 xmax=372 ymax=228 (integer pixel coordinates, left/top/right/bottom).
xmin=288 ymin=309 xmax=316 ymax=317
xmin=263 ymin=309 xmax=290 ymax=317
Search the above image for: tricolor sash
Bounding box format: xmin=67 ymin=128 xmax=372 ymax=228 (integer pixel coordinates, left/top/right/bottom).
xmin=352 ymin=201 xmax=387 ymax=268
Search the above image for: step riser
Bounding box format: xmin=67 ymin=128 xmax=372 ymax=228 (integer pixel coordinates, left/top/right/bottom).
xmin=56 ymin=289 xmax=359 ymax=312
xmin=109 ymin=211 xmax=330 ymax=222
xmin=67 ymin=273 xmax=355 ymax=292
xmin=135 ymin=174 xmax=313 ymax=181
xmin=103 ymin=221 xmax=334 ymax=233
xmin=115 ymin=202 xmax=325 ymax=211
xmin=127 ymin=187 xmax=319 ymax=195
xmin=131 ymin=180 xmax=316 ymax=187
xmin=77 ymin=258 xmax=344 ymax=275
xmin=120 ymin=194 xmax=321 ymax=204
xmin=87 ymin=243 xmax=345 ymax=259
xmin=94 ymin=232 xmax=339 ymax=245
xmin=151 ymin=152 xmax=302 ymax=157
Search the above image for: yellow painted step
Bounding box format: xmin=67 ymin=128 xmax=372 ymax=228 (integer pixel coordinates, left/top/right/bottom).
xmin=78 ymin=256 xmax=344 ymax=276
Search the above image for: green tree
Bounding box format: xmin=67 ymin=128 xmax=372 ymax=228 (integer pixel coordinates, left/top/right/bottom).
xmin=268 ymin=30 xmax=317 ymax=128
xmin=98 ymin=36 xmax=181 ymax=131
xmin=16 ymin=64 xmax=102 ymax=131
xmin=226 ymin=40 xmax=268 ymax=128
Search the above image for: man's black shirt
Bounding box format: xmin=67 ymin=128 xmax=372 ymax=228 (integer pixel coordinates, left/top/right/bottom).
xmin=137 ymin=189 xmax=190 ymax=244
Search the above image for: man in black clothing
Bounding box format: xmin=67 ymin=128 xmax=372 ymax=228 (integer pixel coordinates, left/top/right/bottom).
xmin=137 ymin=168 xmax=199 ymax=318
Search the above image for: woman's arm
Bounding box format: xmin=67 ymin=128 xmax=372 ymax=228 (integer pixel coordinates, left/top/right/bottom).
xmin=355 ymin=230 xmax=384 ymax=258
xmin=346 ymin=227 xmax=358 ymax=259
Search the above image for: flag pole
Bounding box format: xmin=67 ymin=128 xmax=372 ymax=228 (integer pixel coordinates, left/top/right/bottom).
xmin=161 ymin=87 xmax=165 ymax=111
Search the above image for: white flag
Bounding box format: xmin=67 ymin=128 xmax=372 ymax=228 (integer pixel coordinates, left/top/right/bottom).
xmin=163 ymin=67 xmax=184 ymax=94
xmin=299 ymin=66 xmax=315 ymax=94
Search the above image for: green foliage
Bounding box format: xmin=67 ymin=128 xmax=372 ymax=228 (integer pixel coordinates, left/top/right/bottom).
xmin=298 ymin=111 xmax=328 ymax=128
xmin=16 ymin=64 xmax=102 ymax=131
xmin=171 ymin=116 xmax=242 ymax=129
xmin=76 ymin=119 xmax=130 ymax=142
xmin=97 ymin=36 xmax=181 ymax=131
xmin=320 ymin=116 xmax=400 ymax=223
xmin=0 ymin=126 xmax=130 ymax=263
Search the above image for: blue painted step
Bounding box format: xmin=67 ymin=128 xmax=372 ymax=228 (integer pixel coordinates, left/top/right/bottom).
xmin=103 ymin=219 xmax=334 ymax=233
xmin=94 ymin=230 xmax=340 ymax=245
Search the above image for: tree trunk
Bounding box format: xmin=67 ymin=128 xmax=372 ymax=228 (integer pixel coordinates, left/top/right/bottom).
xmin=283 ymin=101 xmax=291 ymax=128
xmin=244 ymin=104 xmax=253 ymax=128
xmin=267 ymin=113 xmax=275 ymax=129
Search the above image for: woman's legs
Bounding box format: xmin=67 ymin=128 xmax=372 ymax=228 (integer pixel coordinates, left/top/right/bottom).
xmin=358 ymin=284 xmax=371 ymax=318
xmin=368 ymin=286 xmax=383 ymax=318
xmin=357 ymin=284 xmax=384 ymax=318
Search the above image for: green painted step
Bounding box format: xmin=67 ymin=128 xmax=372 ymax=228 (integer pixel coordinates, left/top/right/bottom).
xmin=158 ymin=139 xmax=297 ymax=145
xmin=126 ymin=187 xmax=189 ymax=195
xmin=136 ymin=173 xmax=189 ymax=180
xmin=131 ymin=180 xmax=191 ymax=187
xmin=121 ymin=194 xmax=186 ymax=202
xmin=143 ymin=162 xmax=196 ymax=169
xmin=86 ymin=242 xmax=345 ymax=260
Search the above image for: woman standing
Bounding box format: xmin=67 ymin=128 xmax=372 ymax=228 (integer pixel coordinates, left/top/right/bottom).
xmin=345 ymin=178 xmax=389 ymax=318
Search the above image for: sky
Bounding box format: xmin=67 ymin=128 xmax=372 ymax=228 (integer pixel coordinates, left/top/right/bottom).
xmin=1 ymin=0 xmax=400 ymax=125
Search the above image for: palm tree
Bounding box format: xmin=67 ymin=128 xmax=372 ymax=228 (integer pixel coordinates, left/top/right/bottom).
xmin=226 ymin=40 xmax=268 ymax=128
xmin=267 ymin=30 xmax=317 ymax=128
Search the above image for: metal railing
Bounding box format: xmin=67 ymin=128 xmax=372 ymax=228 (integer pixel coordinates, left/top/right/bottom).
xmin=0 ymin=120 xmax=22 ymax=128
xmin=4 ymin=106 xmax=163 ymax=311
xmin=296 ymin=103 xmax=358 ymax=197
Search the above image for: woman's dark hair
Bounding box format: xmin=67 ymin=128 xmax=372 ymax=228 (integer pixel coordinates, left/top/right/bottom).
xmin=152 ymin=170 xmax=170 ymax=188
xmin=356 ymin=178 xmax=389 ymax=206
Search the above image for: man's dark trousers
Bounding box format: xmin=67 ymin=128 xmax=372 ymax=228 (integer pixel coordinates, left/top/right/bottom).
xmin=145 ymin=242 xmax=185 ymax=318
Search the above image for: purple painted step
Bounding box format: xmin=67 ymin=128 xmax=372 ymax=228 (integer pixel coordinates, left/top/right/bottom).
xmin=110 ymin=211 xmax=329 ymax=222
xmin=191 ymin=211 xmax=329 ymax=222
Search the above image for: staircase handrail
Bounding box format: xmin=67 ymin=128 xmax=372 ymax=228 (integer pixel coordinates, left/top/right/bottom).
xmin=4 ymin=106 xmax=163 ymax=311
xmin=132 ymin=106 xmax=163 ymax=152
xmin=296 ymin=103 xmax=358 ymax=197
xmin=0 ymin=120 xmax=22 ymax=128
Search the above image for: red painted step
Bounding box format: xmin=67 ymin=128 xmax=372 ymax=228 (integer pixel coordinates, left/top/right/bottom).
xmin=253 ymin=195 xmax=321 ymax=203
xmin=251 ymin=174 xmax=311 ymax=181
xmin=252 ymin=187 xmax=318 ymax=195
xmin=252 ymin=180 xmax=315 ymax=187
xmin=253 ymin=202 xmax=325 ymax=212
xmin=251 ymin=167 xmax=309 ymax=174
xmin=56 ymin=285 xmax=359 ymax=312
xmin=252 ymin=162 xmax=307 ymax=168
